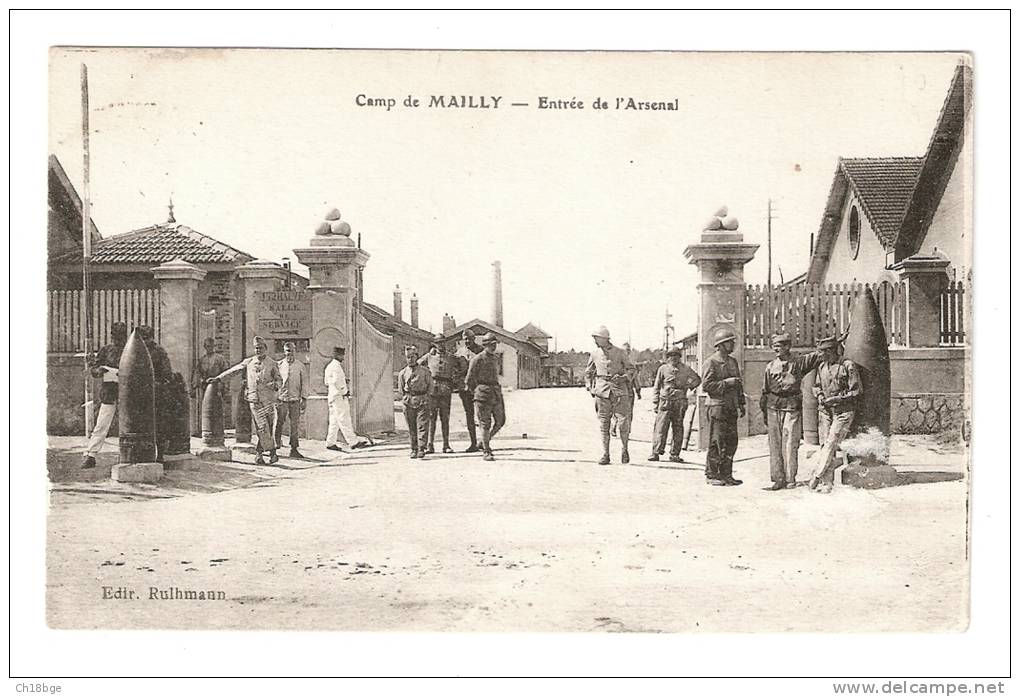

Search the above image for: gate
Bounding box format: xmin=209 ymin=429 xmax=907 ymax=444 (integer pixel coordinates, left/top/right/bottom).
xmin=353 ymin=312 xmax=395 ymax=433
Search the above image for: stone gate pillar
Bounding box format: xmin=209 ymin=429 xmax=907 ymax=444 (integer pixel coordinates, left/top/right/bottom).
xmin=890 ymin=254 xmax=951 ymax=348
xmin=683 ymin=208 xmax=759 ymax=449
xmin=152 ymin=259 xmax=206 ymax=384
xmin=293 ymin=210 xmax=370 ymax=438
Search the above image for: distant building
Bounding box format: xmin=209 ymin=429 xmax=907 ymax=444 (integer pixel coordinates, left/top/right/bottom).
xmin=361 ymin=286 xmax=435 ymax=387
xmin=443 ymin=319 xmax=545 ymax=390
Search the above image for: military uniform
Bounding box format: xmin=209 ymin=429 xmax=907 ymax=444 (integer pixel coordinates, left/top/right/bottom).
xmin=759 ymin=344 xmax=825 ymax=488
xmin=466 ymin=338 xmax=505 ymax=459
xmin=420 ymin=344 xmax=456 ymax=453
xmin=192 ymin=350 xmax=229 ymax=436
xmin=451 ymin=353 xmax=478 ymax=451
xmin=701 ymin=347 xmax=745 ymax=483
xmin=398 ymin=356 xmax=433 ymax=458
xmin=810 ymin=355 xmax=862 ymax=490
xmin=585 ymin=336 xmax=635 ymax=464
xmin=650 ymin=358 xmax=701 ymax=461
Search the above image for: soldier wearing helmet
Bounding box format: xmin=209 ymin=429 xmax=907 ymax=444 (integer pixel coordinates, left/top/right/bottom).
xmin=700 ymin=326 xmax=746 ymax=485
xmin=584 ymin=326 xmax=635 ymax=465
xmin=465 ymin=332 xmax=506 ymax=461
xmin=81 ymin=321 xmax=129 ymax=469
xmin=398 ymin=344 xmax=433 ymax=459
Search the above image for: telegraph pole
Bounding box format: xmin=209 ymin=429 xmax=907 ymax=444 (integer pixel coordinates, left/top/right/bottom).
xmin=663 ymin=306 xmax=674 ymax=351
xmin=81 ymin=63 xmax=95 ymax=435
xmin=767 ymin=198 xmax=773 ymax=290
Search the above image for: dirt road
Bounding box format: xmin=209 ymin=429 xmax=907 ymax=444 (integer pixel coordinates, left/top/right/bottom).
xmin=47 ymin=388 xmax=969 ymax=631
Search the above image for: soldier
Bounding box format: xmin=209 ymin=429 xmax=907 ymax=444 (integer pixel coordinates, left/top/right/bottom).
xmin=701 ymin=327 xmax=746 ymax=486
xmin=466 ymin=332 xmax=505 ymax=462
xmin=137 ymin=325 xmax=174 ymax=461
xmin=648 ymin=346 xmax=701 ymax=463
xmin=611 ymin=342 xmax=641 ymax=437
xmin=81 ymin=321 xmax=128 ymax=469
xmin=210 ymin=335 xmax=282 ymax=465
xmin=462 ymin=328 xmax=483 ymax=356
xmin=585 ymin=326 xmax=634 ymax=466
xmin=420 ymin=334 xmax=456 ymax=454
xmin=324 ymin=346 xmax=370 ymax=452
xmin=759 ymin=333 xmax=827 ymax=491
xmin=191 ymin=337 xmax=229 ymax=437
xmin=398 ymin=345 xmax=433 ymax=459
xmin=450 ymin=341 xmax=480 ymax=453
xmin=808 ymin=336 xmax=862 ymax=494
xmin=275 ymin=341 xmax=308 ymax=458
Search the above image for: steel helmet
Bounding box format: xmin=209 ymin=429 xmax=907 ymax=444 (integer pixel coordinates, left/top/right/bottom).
xmin=712 ymin=326 xmax=738 ymax=347
xmin=591 ymin=326 xmax=611 ymax=340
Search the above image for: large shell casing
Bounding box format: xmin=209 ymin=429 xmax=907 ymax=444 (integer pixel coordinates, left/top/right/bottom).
xmin=117 ymin=329 xmax=156 ymax=463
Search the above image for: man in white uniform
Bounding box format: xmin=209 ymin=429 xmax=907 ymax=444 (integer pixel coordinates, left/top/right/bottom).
xmin=324 ymin=346 xmax=369 ymax=451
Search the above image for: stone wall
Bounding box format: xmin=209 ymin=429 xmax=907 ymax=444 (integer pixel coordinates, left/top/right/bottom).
xmin=893 ymin=393 xmax=966 ymax=435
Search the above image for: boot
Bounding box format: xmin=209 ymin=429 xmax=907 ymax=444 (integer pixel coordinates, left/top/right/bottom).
xmin=647 ymin=453 xmax=660 ymax=462
xmin=598 ymin=433 xmax=611 ymax=465
xmin=621 ymin=445 xmax=630 ymax=465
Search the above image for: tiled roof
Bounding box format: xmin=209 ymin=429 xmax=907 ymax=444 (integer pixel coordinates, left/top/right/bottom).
xmin=87 ymin=224 xmax=255 ymax=265
xmin=838 ymin=157 xmax=924 ymax=247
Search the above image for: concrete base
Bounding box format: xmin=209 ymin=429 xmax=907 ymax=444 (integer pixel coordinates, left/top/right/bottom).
xmin=195 ymin=445 xmax=232 ymax=461
xmin=111 ymin=462 xmax=164 ymax=483
xmin=838 ymin=461 xmax=901 ymax=489
xmin=162 ymin=453 xmax=199 ymax=471
xmin=304 ymin=395 xmax=329 ymax=441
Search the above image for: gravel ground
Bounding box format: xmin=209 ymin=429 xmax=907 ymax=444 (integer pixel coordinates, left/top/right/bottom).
xmin=46 ymin=387 xmax=969 ymax=632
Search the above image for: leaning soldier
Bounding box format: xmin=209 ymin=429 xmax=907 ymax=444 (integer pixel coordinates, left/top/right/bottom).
xmin=450 ymin=341 xmax=479 ymax=452
xmin=466 ymin=332 xmax=505 ymax=462
xmin=808 ymin=336 xmax=862 ymax=494
xmin=585 ymin=326 xmax=634 ymax=465
xmin=648 ymin=346 xmax=701 ymax=463
xmin=81 ymin=321 xmax=128 ymax=469
xmin=701 ymin=327 xmax=746 ymax=486
xmin=419 ymin=334 xmax=456 ymax=454
xmin=398 ymin=345 xmax=432 ymax=459
xmin=209 ymin=335 xmax=282 ymax=465
xmin=759 ymin=332 xmax=827 ymax=491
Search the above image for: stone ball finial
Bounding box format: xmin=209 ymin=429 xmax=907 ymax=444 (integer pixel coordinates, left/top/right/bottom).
xmin=721 ymin=215 xmax=739 ymax=230
xmin=704 ymin=217 xmax=723 ymax=231
xmin=314 ymin=221 xmax=331 ymax=236
xmin=324 ymin=207 xmax=342 ymax=222
xmin=330 ymin=220 xmax=352 ymax=237
xmin=713 ymin=205 xmax=728 ymax=218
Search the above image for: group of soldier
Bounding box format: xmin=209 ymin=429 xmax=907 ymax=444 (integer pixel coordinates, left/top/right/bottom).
xmin=84 ymin=319 xmax=863 ymax=492
xmin=398 ymin=329 xmax=504 ymax=461
xmin=582 ymin=324 xmax=862 ymax=493
xmin=82 ymin=329 xmax=371 ymax=468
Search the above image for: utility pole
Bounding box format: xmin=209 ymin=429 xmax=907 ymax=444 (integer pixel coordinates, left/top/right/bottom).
xmin=767 ymin=198 xmax=773 ymax=289
xmin=663 ymin=306 xmax=674 ymax=351
xmin=81 ymin=63 xmax=95 ymax=435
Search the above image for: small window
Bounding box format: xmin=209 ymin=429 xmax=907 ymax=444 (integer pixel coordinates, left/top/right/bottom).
xmin=848 ymin=206 xmax=861 ymax=260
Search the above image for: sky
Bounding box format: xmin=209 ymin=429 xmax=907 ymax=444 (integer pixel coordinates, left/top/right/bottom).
xmin=48 ymin=49 xmax=962 ymax=351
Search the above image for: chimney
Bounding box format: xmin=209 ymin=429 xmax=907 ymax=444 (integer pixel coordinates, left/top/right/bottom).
xmin=492 ymin=260 xmax=504 ymax=328
xmin=410 ymin=293 xmax=420 ymax=328
xmin=442 ymin=313 xmax=456 ymax=333
xmin=393 ymin=285 xmax=403 ymax=321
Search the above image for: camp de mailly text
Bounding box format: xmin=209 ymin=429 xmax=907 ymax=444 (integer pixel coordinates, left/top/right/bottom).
xmin=355 ymin=94 xmax=680 ymax=111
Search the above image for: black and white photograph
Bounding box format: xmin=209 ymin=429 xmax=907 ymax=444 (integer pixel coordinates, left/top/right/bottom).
xmin=9 ymin=8 xmax=1011 ymax=688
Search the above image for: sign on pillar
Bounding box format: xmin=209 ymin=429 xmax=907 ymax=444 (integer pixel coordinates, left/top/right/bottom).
xmin=683 ymin=207 xmax=759 ymax=449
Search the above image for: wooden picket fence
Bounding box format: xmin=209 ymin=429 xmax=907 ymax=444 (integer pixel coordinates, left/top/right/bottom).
xmin=939 ymin=280 xmax=967 ymax=346
xmin=47 ymin=288 xmax=160 ymax=352
xmin=744 ymin=281 xmax=906 ymax=348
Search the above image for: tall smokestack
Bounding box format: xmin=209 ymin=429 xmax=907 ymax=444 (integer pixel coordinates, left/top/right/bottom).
xmin=410 ymin=293 xmax=420 ymax=328
xmin=492 ymin=260 xmax=504 ymax=328
xmin=393 ymin=285 xmax=403 ymax=321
